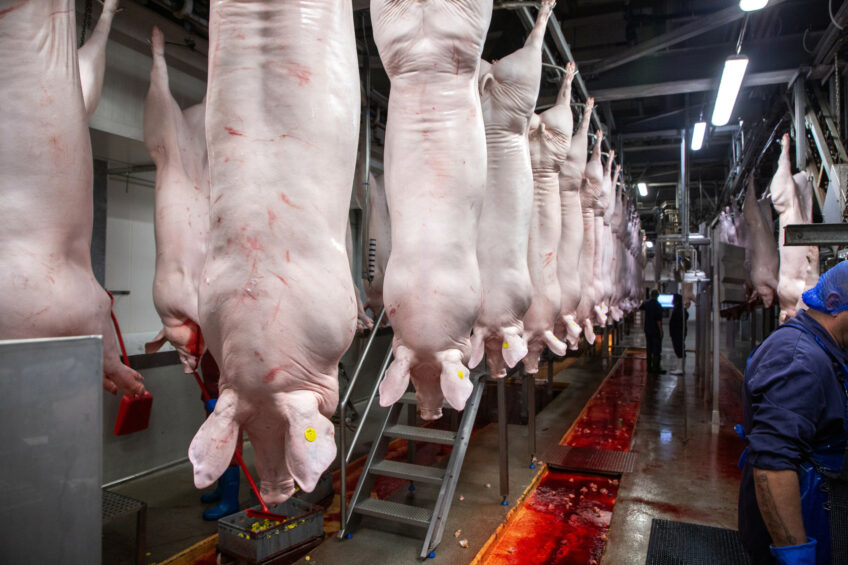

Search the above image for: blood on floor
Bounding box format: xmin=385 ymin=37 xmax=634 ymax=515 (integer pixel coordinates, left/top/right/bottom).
xmin=484 ymin=472 xmax=619 ymax=565
xmin=480 ymin=355 xmax=647 ymax=565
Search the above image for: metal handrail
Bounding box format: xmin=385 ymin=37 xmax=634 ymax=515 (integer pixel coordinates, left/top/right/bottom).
xmin=338 ymin=306 xmax=387 ymax=535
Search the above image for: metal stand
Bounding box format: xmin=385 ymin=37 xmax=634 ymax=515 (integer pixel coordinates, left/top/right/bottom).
xmin=340 ymin=377 xmax=487 ymax=559
xmin=497 ymin=377 xmax=509 ymax=504
xmin=711 ymin=226 xmax=721 ymax=431
xmin=527 ymin=370 xmax=536 ymax=468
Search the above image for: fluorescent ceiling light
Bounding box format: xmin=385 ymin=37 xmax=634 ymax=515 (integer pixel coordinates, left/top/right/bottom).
xmin=711 ymin=55 xmax=749 ymax=126
xmin=638 ymin=182 xmax=648 ymax=197
xmin=646 ymin=241 xmax=654 ymax=249
xmin=739 ymin=0 xmax=768 ymax=11
xmin=691 ymin=121 xmax=707 ymax=151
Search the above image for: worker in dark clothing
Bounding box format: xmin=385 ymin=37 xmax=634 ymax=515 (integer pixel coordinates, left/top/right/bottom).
xmin=738 ymin=261 xmax=848 ymax=565
xmin=640 ymin=289 xmax=664 ymax=373
xmin=669 ymin=293 xmax=688 ymax=375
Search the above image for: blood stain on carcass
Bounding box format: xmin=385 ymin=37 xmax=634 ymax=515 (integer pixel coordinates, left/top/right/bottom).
xmin=285 ymin=250 xmax=291 ymax=263
xmin=280 ymin=193 xmax=302 ymax=209
xmin=224 ymin=126 xmax=244 ymax=136
xmin=272 ymin=273 xmax=289 ymax=287
xmin=253 ymin=351 xmax=264 ymax=362
xmin=263 ymin=367 xmax=284 ymax=384
xmin=244 ymin=236 xmax=264 ymax=253
xmin=213 ymin=194 xmax=223 ymax=204
xmin=267 ymin=209 xmax=278 ymax=228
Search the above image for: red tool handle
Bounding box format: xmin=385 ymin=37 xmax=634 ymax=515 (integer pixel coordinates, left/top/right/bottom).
xmin=106 ymin=291 xmax=130 ymax=366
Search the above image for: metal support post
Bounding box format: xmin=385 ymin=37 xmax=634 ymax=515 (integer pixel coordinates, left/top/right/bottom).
xmin=526 ymin=370 xmax=536 ymax=468
xmin=497 ymin=377 xmax=509 ymax=504
xmin=711 ymin=227 xmax=721 ymax=431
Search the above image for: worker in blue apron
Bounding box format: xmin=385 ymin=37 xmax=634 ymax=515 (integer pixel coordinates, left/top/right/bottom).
xmin=738 ymin=260 xmax=848 ymax=565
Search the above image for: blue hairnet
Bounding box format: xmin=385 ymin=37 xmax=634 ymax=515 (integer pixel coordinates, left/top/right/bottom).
xmin=802 ymin=260 xmax=848 ymax=314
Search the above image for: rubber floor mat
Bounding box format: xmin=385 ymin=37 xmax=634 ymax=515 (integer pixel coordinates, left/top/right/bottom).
xmin=645 ymin=519 xmax=751 ymax=565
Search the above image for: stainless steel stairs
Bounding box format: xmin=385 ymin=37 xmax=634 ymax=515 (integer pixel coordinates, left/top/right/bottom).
xmin=338 ymin=375 xmax=486 ymax=559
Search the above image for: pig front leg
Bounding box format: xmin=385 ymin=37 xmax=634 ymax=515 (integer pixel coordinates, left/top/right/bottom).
xmin=78 ymin=0 xmax=119 ymax=120
xmin=144 ymin=319 xmax=205 ymax=373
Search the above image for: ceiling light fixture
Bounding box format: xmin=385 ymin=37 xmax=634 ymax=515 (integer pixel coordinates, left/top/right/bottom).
xmin=739 ymin=0 xmax=768 ymax=11
xmin=711 ymin=55 xmax=749 ymax=126
xmin=691 ymin=121 xmax=707 ymax=151
xmin=646 ymin=241 xmax=654 ymax=249
xmin=638 ymin=182 xmax=648 ymax=197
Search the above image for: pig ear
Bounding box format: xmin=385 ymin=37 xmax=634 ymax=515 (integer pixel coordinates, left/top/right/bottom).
xmin=278 ymin=391 xmax=336 ymax=493
xmin=189 ymin=389 xmax=240 ymax=489
xmin=144 ymin=328 xmax=167 ymax=354
xmin=379 ymin=346 xmax=411 ymax=407
xmin=468 ymin=329 xmax=485 ymax=369
xmin=479 ymin=71 xmax=495 ymax=97
xmin=501 ymin=332 xmax=528 ymax=368
xmin=438 ymin=350 xmax=474 ymax=411
xmin=543 ymin=330 xmax=567 ymax=357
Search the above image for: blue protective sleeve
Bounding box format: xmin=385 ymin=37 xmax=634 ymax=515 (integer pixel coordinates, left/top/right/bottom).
xmin=770 ymin=538 xmax=816 ymax=565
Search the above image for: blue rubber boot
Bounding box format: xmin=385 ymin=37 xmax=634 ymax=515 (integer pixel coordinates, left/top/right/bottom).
xmin=200 ymin=481 xmax=222 ymax=504
xmin=202 ymin=466 xmax=240 ymax=521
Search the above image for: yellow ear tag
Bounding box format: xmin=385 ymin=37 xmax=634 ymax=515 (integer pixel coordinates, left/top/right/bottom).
xmin=503 ymin=342 xmax=510 ymax=349
xmin=458 ymin=370 xmax=465 ymax=380
xmin=304 ymin=427 xmax=317 ymax=442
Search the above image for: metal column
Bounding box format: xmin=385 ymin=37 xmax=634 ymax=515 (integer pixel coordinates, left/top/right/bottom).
xmin=497 ymin=377 xmax=509 ymax=504
xmin=711 ymin=227 xmax=721 ymax=430
xmin=526 ymin=371 xmax=536 ymax=468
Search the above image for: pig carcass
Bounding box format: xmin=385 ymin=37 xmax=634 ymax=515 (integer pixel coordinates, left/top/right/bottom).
xmin=595 ymin=156 xmax=619 ymax=324
xmin=363 ymin=172 xmax=391 ymax=321
xmin=772 ymin=134 xmax=817 ymax=323
xmin=522 ymin=73 xmax=577 ymax=373
xmin=574 ymin=129 xmax=605 ymax=343
xmin=143 ymin=28 xmax=210 ymax=373
xmin=78 ymin=0 xmax=119 ymax=120
xmin=608 ymin=168 xmax=626 ymax=322
xmin=0 ymin=0 xmax=144 ymax=397
xmin=469 ymin=0 xmax=554 ymax=378
xmin=742 ymin=175 xmax=778 ymax=308
xmin=556 ymin=97 xmax=594 ymax=349
xmin=373 ymin=1 xmax=493 ymax=419
xmin=189 ymin=0 xmax=360 ymax=502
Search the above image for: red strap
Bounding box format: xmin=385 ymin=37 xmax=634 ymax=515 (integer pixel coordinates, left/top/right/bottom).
xmin=106 ymin=291 xmax=130 ymax=366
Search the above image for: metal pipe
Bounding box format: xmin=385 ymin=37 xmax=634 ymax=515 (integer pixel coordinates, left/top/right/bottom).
xmin=527 ymin=370 xmax=536 ymax=467
xmin=497 ymin=377 xmax=509 ymax=503
xmin=360 ymin=13 xmax=372 ymax=283
xmin=345 ymin=345 xmax=394 ymax=463
xmin=711 ymin=224 xmax=721 ymax=431
xmin=338 ymin=306 xmax=385 ymax=533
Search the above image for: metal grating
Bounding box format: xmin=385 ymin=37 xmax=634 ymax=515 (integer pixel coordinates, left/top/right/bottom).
xmin=645 ymin=519 xmax=751 ymax=565
xmin=102 ymin=490 xmax=146 ymax=524
xmin=384 ymin=424 xmax=456 ymax=445
xmin=830 ymin=480 xmax=848 ymax=562
xmin=540 ymin=446 xmax=638 ymax=475
xmin=370 ymin=460 xmax=446 ymax=484
xmin=355 ymin=498 xmax=432 ymax=527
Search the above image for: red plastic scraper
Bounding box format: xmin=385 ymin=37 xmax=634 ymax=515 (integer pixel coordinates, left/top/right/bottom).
xmin=109 ymin=297 xmax=154 ymax=435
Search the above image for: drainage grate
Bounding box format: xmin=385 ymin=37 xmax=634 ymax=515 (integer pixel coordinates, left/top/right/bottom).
xmin=540 ymin=446 xmax=638 ymax=475
xmin=645 ymin=519 xmax=751 ymax=565
xmin=102 ymin=490 xmax=146 ymax=524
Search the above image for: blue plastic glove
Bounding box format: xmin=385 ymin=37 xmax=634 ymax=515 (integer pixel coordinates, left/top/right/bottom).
xmin=770 ymin=538 xmax=816 ymax=565
xmin=205 ymin=398 xmax=217 ymax=414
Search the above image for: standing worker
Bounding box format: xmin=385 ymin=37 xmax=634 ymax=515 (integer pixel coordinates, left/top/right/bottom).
xmin=669 ymin=293 xmax=688 ymax=375
xmin=640 ymin=289 xmax=664 ymax=373
xmin=738 ymin=261 xmax=848 ymax=565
